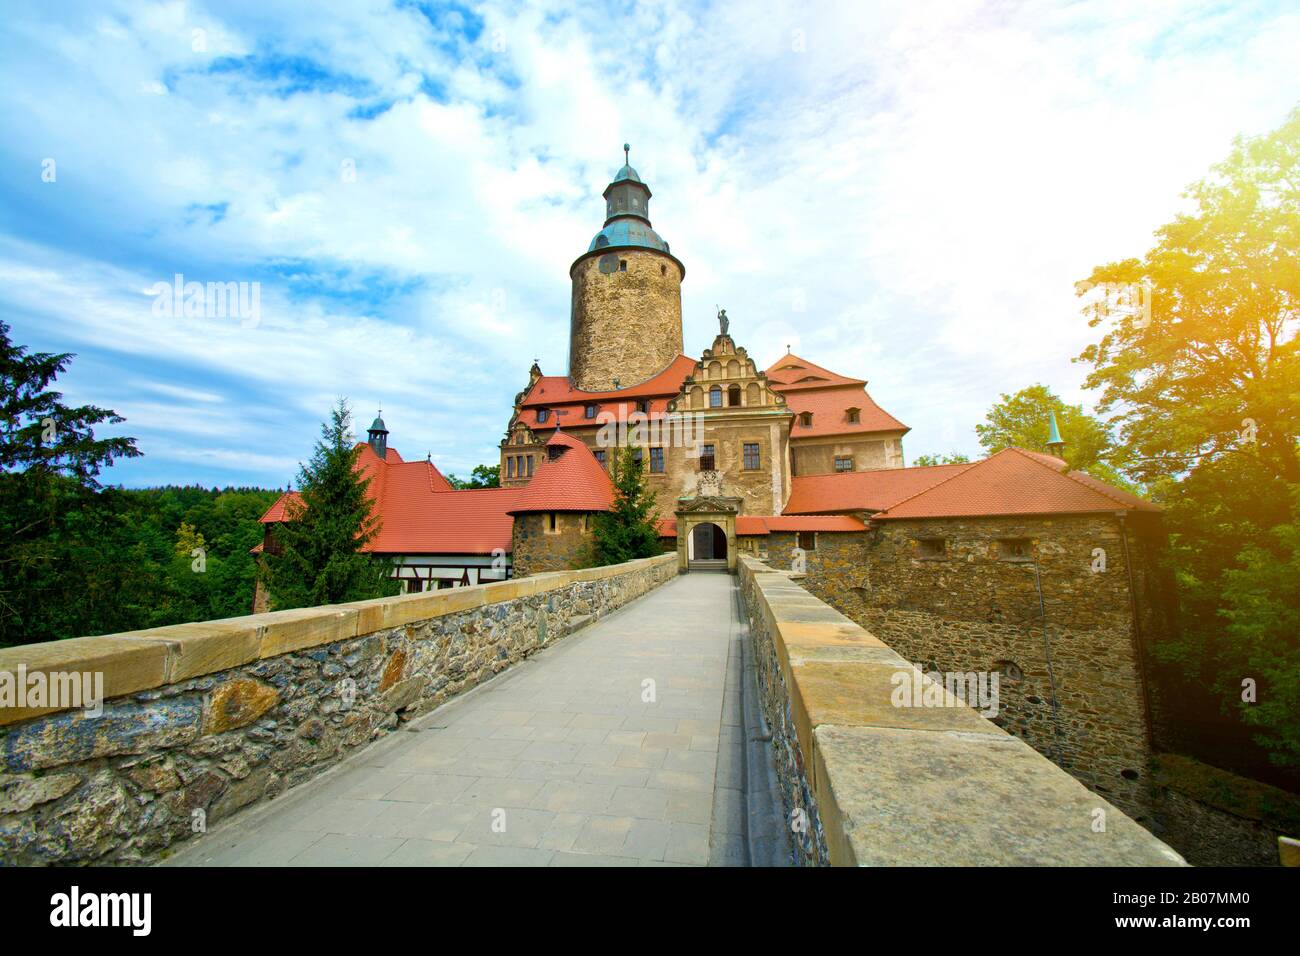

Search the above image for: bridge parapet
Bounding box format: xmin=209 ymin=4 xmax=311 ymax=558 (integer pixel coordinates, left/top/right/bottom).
xmin=0 ymin=554 xmax=677 ymax=865
xmin=736 ymin=555 xmax=1186 ymax=866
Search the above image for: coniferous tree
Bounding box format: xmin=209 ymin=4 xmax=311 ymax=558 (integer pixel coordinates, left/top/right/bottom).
xmin=261 ymin=399 xmax=398 ymax=609
xmin=590 ymin=446 xmax=660 ymax=565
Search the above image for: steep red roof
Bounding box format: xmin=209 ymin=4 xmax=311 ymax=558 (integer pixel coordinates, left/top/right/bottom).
xmin=872 ymin=447 xmax=1159 ymax=520
xmin=784 ymin=464 xmax=970 ymax=514
xmin=765 ymin=353 xmax=865 ymax=391
xmin=371 ymin=487 xmax=523 ymax=554
xmin=524 ymin=355 xmax=696 ymax=403
xmin=784 ymin=384 xmax=908 ymax=437
xmin=257 ymin=442 xmax=512 ymax=555
xmin=508 ymin=431 xmax=615 ymax=514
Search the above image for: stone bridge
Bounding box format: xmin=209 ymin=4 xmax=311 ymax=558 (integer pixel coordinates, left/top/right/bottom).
xmin=0 ymin=554 xmax=1183 ymax=867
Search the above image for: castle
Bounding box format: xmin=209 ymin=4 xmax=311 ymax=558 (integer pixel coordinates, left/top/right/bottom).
xmin=258 ymin=148 xmax=1173 ymax=822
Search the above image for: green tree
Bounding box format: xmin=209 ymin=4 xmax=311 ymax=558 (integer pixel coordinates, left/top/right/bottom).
xmin=591 ymin=446 xmax=660 ymax=565
xmin=0 ymin=321 xmax=146 ymax=644
xmin=261 ymin=399 xmax=398 ymax=609
xmin=976 ymin=384 xmax=1133 ymax=488
xmin=911 ymin=452 xmax=970 ymax=467
xmin=448 ymin=463 xmax=500 ymax=488
xmin=1075 ymin=108 xmax=1300 ymax=775
xmin=1220 ymin=488 xmax=1300 ymax=767
xmin=1075 ymin=107 xmax=1299 ymax=487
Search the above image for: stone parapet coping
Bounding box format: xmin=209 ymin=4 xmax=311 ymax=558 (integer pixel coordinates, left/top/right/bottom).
xmin=737 ymin=555 xmax=1186 ymax=867
xmin=0 ymin=554 xmax=677 ymax=727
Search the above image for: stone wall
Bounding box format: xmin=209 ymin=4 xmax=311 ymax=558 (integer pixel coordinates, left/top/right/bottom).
xmin=510 ymin=511 xmax=595 ymax=577
xmin=735 ymin=555 xmax=1185 ymax=866
xmin=568 ymin=248 xmax=683 ymax=391
xmin=790 ymin=434 xmax=903 ymax=475
xmin=0 ymin=554 xmax=678 ymax=865
xmin=764 ymin=516 xmax=1160 ymax=823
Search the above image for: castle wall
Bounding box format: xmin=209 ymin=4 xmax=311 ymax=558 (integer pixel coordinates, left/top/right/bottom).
xmin=511 ymin=512 xmax=594 ymax=577
xmin=790 ymin=434 xmax=903 ymax=475
xmin=763 ymin=515 xmax=1160 ymax=823
xmin=569 ymin=249 xmax=683 ymax=391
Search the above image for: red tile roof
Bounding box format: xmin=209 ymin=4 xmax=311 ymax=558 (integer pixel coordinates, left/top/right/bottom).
xmin=507 ymin=431 xmax=615 ymax=514
xmin=872 ymin=447 xmax=1160 ymax=520
xmin=656 ymin=515 xmax=866 ymax=537
xmin=764 ymin=353 xmax=866 ymax=390
xmin=784 ymin=463 xmax=970 ymax=514
xmin=257 ymin=443 xmax=518 ymax=555
xmin=519 ymin=355 xmax=698 ymax=433
xmin=783 ymin=384 xmax=908 ymax=437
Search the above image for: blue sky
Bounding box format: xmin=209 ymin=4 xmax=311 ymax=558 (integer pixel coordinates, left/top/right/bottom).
xmin=1 ymin=0 xmax=1297 ymax=488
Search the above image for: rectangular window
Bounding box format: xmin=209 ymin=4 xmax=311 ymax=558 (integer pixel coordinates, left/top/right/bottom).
xmin=709 ymin=388 xmax=723 ymax=408
xmin=632 ymin=448 xmax=644 ymax=471
xmin=547 ymin=512 xmax=559 ymax=533
xmin=834 ymin=456 xmax=854 ymax=472
xmin=797 ymin=531 xmax=816 ymax=551
xmin=918 ymin=538 xmax=946 ymax=559
xmin=998 ymin=538 xmax=1033 ymax=562
xmin=650 ymin=447 xmax=665 ymax=473
xmin=594 ymin=449 xmax=606 ymax=468
xmin=743 ymin=442 xmax=760 ymax=470
xmin=526 ymin=455 xmax=534 ymax=477
xmin=585 ymin=404 xmax=597 ymax=419
xmin=507 ymin=456 xmax=515 ymax=478
xmin=536 ymin=409 xmax=549 ymax=423
xmin=700 ymin=444 xmax=716 ymax=471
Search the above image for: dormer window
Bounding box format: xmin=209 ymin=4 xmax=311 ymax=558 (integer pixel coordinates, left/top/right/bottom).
xmin=636 ymin=399 xmax=649 ymax=413
xmin=585 ymin=404 xmax=597 ymax=419
xmin=846 ymin=408 xmax=860 ymax=424
xmin=537 ymin=408 xmax=550 ymax=424
xmin=799 ymin=412 xmax=813 ymax=427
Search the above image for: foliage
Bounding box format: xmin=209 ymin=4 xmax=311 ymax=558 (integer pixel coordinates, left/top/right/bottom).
xmin=976 ymin=384 xmax=1134 ymax=488
xmin=590 ymin=446 xmax=660 ymax=565
xmin=1076 ymin=108 xmax=1300 ymax=773
xmin=447 ymin=463 xmax=500 ymax=488
xmin=260 ymin=399 xmax=398 ymax=609
xmin=911 ymin=452 xmax=969 ymax=466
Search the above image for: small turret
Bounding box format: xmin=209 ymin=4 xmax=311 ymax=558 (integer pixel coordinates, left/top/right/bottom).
xmin=367 ymin=409 xmax=389 ymax=459
xmin=1045 ymin=411 xmax=1066 ymax=459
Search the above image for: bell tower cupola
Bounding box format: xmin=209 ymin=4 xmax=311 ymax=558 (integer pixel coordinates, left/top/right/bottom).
xmin=568 ymin=145 xmax=685 ymax=392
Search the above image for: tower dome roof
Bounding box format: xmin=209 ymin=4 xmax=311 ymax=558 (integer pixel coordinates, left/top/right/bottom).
xmin=368 ymin=414 xmax=388 ymax=434
xmin=587 ymin=218 xmax=671 ymax=253
xmin=612 ymin=163 xmax=641 ymax=184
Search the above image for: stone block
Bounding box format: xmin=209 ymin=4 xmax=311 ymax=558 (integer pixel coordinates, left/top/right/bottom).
xmin=1 ymin=696 xmax=202 ymax=772
xmin=256 ymin=606 xmax=359 ymax=657
xmin=811 ymin=724 xmax=1185 ymax=866
xmin=120 ymin=618 xmax=263 ymax=683
xmin=0 ymin=635 xmax=170 ymax=725
xmin=202 ymin=678 xmax=279 ymax=735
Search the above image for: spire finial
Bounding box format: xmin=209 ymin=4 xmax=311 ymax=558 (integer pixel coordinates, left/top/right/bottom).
xmin=1045 ymin=410 xmax=1066 ymax=458
xmin=623 ymin=143 xmax=630 ymax=164
xmin=786 ymin=343 xmax=791 ymax=354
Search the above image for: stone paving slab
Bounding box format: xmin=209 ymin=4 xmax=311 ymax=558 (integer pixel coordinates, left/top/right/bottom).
xmin=165 ymin=573 xmax=741 ymax=867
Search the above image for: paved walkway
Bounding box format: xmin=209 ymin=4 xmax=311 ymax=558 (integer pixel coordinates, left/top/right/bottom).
xmin=167 ymin=573 xmax=753 ymax=867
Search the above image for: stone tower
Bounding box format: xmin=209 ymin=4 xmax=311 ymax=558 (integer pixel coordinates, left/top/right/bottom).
xmin=568 ymin=146 xmax=685 ymax=391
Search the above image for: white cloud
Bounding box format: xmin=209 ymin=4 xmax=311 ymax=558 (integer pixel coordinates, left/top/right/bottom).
xmin=0 ymin=0 xmax=1296 ymax=482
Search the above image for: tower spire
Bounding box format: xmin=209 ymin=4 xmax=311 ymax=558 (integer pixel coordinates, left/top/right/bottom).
xmin=367 ymin=409 xmax=389 ymax=459
xmin=1045 ymin=411 xmax=1066 ymax=458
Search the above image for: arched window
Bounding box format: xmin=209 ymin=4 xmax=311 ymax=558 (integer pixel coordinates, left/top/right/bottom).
xmin=799 ymin=411 xmax=813 ymax=427
xmin=709 ymin=387 xmax=723 ymax=408
xmin=727 ymin=384 xmax=742 ymax=407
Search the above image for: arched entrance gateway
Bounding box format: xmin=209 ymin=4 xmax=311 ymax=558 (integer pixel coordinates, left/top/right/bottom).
xmin=675 ymin=495 xmax=742 ymax=572
xmin=690 ymin=522 xmax=728 ymax=562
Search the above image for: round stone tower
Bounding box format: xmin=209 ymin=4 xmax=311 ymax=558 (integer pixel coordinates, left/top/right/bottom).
xmin=568 ymin=146 xmax=685 ymax=391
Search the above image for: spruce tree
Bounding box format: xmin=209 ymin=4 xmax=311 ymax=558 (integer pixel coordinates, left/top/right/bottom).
xmin=591 ymin=446 xmax=661 ymax=565
xmin=261 ymin=399 xmax=397 ymax=609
